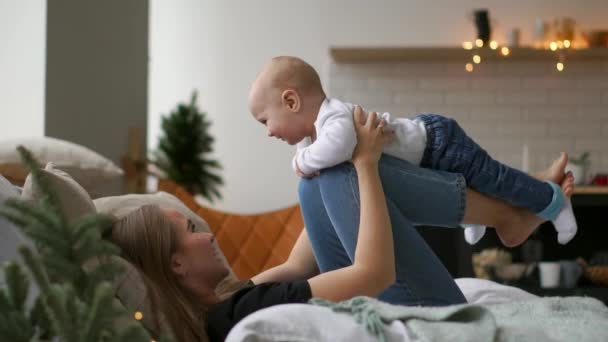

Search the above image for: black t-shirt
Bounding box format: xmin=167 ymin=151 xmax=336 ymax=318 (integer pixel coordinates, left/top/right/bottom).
xmin=206 ymin=280 xmax=312 ymax=342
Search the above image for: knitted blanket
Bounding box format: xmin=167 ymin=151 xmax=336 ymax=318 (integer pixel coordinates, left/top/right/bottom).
xmin=310 ymin=296 xmax=608 ymax=342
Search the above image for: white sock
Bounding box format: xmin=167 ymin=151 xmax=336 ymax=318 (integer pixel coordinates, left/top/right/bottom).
xmin=552 ymin=197 xmax=577 ymax=244
xmin=463 ymin=224 xmax=486 ymax=245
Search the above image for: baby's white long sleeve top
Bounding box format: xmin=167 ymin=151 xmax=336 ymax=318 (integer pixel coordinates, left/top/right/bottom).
xmin=293 ymin=98 xmax=428 ymax=175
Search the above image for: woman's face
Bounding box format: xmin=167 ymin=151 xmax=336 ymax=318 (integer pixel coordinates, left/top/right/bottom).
xmin=162 ymin=208 xmax=229 ymax=289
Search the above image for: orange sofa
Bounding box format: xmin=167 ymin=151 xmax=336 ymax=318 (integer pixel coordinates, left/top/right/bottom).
xmin=158 ymin=180 xmax=305 ymax=279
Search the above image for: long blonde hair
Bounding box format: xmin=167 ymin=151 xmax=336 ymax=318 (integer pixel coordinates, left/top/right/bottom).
xmin=110 ymin=204 xmax=247 ymax=342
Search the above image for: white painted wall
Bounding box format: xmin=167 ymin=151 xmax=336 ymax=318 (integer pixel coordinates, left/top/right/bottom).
xmin=149 ymin=0 xmax=608 ymax=213
xmin=0 ymin=0 xmax=46 ymax=139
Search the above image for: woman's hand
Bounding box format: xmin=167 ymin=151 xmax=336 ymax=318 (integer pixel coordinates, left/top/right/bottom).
xmin=351 ymin=105 xmax=395 ymax=168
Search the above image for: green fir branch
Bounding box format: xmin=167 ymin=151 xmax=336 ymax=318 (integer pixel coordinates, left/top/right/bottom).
xmin=4 ymin=262 xmax=29 ymax=311
xmin=0 ymin=146 xmax=155 ymax=342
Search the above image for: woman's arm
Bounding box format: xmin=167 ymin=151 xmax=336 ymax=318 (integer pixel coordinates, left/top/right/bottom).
xmin=307 ymin=106 xmax=396 ymax=302
xmin=251 ymin=229 xmax=319 ymax=284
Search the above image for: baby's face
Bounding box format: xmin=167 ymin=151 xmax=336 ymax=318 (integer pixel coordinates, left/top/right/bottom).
xmin=251 ymin=99 xmax=309 ymax=145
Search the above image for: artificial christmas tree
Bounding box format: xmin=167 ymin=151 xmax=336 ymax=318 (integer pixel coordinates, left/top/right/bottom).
xmin=152 ymin=91 xmax=223 ymax=202
xmin=0 ymin=146 xmax=158 ymax=341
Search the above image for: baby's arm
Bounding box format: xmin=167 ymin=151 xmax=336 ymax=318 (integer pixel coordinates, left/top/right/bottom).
xmin=293 ymin=112 xmax=358 ymax=176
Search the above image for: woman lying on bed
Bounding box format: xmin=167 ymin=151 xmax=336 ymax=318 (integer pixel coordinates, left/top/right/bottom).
xmin=109 ymin=106 xmax=573 ymax=342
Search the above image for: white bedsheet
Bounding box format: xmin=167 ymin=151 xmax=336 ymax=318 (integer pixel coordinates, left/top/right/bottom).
xmin=226 ymin=278 xmax=539 ymax=342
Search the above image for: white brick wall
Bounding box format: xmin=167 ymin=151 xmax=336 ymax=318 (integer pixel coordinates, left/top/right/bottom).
xmin=329 ymin=59 xmax=608 ymax=177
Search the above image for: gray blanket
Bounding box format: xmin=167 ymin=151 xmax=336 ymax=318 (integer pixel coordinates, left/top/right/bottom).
xmin=311 ymin=295 xmax=608 ymax=342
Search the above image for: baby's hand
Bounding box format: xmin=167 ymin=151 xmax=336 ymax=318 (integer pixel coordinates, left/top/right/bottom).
xmin=295 ymin=160 xmax=320 ymax=178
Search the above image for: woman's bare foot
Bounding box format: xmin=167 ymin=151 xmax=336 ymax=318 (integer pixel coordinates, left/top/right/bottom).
xmin=495 ymin=152 xmax=573 ymax=247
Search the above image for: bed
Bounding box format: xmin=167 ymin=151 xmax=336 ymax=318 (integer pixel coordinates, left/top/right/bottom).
xmin=2 ymin=142 xmax=608 ymax=342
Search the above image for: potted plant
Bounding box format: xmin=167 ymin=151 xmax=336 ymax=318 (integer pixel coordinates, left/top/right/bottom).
xmin=566 ymin=152 xmax=590 ymax=185
xmin=151 ymin=91 xmax=223 ymax=202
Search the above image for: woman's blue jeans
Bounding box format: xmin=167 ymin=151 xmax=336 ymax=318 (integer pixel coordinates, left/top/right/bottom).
xmin=298 ymin=154 xmax=467 ymax=306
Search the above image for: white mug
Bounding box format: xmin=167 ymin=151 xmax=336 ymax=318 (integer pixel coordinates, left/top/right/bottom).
xmin=539 ymin=262 xmax=561 ymax=288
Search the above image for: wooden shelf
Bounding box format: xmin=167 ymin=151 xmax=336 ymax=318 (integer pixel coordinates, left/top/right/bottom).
xmin=329 ymin=47 xmax=608 ymax=63
xmin=573 ymin=186 xmax=608 ymax=194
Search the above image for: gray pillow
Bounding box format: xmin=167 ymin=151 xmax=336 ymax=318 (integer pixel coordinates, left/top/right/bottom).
xmin=0 ymin=174 xmax=38 ymax=304
xmin=0 ymin=173 xmax=26 ymax=263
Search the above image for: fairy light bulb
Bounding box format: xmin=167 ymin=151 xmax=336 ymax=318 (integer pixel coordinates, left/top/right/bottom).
xmin=489 ymin=41 xmax=498 ymax=50
xmin=563 ymin=40 xmax=571 ymax=48
xmin=462 ymin=41 xmax=473 ymax=50
xmin=465 ymin=63 xmax=474 ymax=72
xmin=550 ymin=42 xmax=558 ymax=51
xmin=501 ymin=47 xmax=510 ymax=56
xmin=134 ymin=311 xmax=143 ymax=321
xmin=556 ymin=62 xmax=564 ymax=71
xmin=475 ymin=39 xmax=484 ymax=47
xmin=473 ymin=55 xmax=481 ymax=64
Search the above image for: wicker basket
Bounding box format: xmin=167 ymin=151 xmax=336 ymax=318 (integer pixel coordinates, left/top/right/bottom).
xmin=577 ymin=258 xmax=608 ymax=287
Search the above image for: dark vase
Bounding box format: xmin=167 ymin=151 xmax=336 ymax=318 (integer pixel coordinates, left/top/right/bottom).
xmin=474 ymin=9 xmax=491 ymax=44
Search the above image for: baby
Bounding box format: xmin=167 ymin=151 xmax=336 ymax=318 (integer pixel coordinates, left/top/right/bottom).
xmin=248 ymin=56 xmax=577 ymax=246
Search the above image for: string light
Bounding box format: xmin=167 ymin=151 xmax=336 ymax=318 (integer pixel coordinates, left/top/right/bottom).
xmin=473 ymin=55 xmax=481 ymax=64
xmin=489 ymin=41 xmax=498 ymax=50
xmin=465 ymin=63 xmax=474 ymax=72
xmin=563 ymin=40 xmax=571 ymax=48
xmin=462 ymin=41 xmax=473 ymax=50
xmin=549 ymin=42 xmax=558 ymax=51
xmin=556 ymin=62 xmax=564 ymax=71
xmin=501 ymin=47 xmax=510 ymax=56
xmin=475 ymin=39 xmax=484 ymax=48
xmin=134 ymin=311 xmax=143 ymax=321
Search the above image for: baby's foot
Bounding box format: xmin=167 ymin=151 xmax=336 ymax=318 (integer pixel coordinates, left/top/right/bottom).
xmin=533 ymin=152 xmax=568 ymax=184
xmin=552 ymin=172 xmax=577 ymax=244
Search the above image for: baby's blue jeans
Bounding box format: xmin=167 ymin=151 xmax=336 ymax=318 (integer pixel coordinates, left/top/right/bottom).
xmin=418 ymin=114 xmax=562 ymax=221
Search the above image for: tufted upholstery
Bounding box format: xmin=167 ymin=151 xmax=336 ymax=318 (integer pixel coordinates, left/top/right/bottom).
xmin=158 ymin=180 xmax=305 ymax=279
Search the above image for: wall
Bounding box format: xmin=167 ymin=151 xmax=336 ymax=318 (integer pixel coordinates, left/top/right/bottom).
xmin=0 ymin=0 xmax=46 ymax=139
xmin=45 ymin=0 xmax=148 ymax=172
xmin=330 ymin=54 xmax=608 ymax=177
xmin=149 ymin=0 xmax=608 ymax=213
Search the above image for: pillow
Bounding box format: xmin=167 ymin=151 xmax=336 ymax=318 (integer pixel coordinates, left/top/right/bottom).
xmin=454 ymin=277 xmax=537 ymax=305
xmin=0 ymin=174 xmax=28 ymax=284
xmin=0 ymin=137 xmax=124 ymax=198
xmin=21 ymin=162 xmax=96 ymax=224
xmin=226 ymin=304 xmax=400 ymax=342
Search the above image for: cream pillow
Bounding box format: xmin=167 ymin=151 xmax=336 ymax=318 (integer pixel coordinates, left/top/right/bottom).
xmin=0 ymin=137 xmax=123 ymax=198
xmin=21 ymin=162 xmax=96 ymax=224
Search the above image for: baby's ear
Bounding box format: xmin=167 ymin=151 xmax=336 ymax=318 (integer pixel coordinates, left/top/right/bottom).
xmin=281 ymin=89 xmax=300 ymax=112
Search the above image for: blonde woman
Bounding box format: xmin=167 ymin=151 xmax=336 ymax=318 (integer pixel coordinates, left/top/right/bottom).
xmin=110 ymin=106 xmax=572 ymax=341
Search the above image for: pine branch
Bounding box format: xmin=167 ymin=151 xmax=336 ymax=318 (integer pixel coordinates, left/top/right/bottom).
xmin=4 ymin=262 xmax=29 ymax=311
xmin=0 ymin=146 xmax=154 ymax=342
xmin=3 ymin=199 xmax=62 ymax=233
xmin=80 ymin=283 xmax=113 ymax=342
